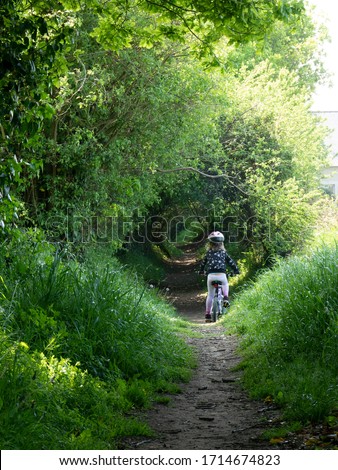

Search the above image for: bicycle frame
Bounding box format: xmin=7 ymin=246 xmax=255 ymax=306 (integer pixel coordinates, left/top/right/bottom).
xmin=211 ymin=280 xmax=224 ymax=322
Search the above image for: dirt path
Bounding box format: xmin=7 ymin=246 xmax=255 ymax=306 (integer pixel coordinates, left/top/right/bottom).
xmin=124 ymin=247 xmax=298 ymax=450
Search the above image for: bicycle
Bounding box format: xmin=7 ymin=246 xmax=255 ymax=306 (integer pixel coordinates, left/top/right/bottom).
xmin=198 ymin=271 xmax=230 ymax=322
xmin=210 ymin=279 xmax=228 ymax=322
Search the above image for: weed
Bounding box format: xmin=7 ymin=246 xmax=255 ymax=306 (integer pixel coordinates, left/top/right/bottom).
xmin=261 ymin=422 xmax=303 ymax=441
xmin=154 ymin=396 xmax=171 ymax=405
xmin=0 ymin=231 xmax=194 ymax=449
xmin=225 ymin=242 xmax=338 ymax=423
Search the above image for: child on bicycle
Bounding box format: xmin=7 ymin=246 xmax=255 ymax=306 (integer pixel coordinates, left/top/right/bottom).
xmin=199 ymin=231 xmax=240 ymax=322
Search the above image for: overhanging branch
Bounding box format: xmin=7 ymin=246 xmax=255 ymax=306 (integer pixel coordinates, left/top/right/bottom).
xmin=152 ymin=167 xmax=249 ymax=195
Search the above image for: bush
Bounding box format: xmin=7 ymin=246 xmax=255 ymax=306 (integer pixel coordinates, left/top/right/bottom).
xmin=0 ymin=339 xmax=151 ymax=449
xmin=0 ymin=230 xmax=194 ymax=449
xmin=225 ymin=243 xmax=338 ymax=422
xmin=117 ymin=243 xmax=166 ymax=284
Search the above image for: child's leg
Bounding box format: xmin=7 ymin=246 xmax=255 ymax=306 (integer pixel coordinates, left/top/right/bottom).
xmin=206 ymin=273 xmax=228 ymax=313
xmin=222 ymin=275 xmax=229 ymax=298
xmin=205 ymin=295 xmax=213 ymax=314
xmin=205 ymin=274 xmax=215 ymax=314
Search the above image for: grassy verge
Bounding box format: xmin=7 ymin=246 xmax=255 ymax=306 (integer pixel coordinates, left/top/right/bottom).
xmin=224 ymin=242 xmax=338 ymax=424
xmin=0 ymin=230 xmax=195 ymax=449
xmin=117 ymin=244 xmax=166 ymax=284
xmin=117 ymin=241 xmax=183 ymax=285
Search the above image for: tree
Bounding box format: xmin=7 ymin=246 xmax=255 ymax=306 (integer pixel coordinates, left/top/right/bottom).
xmin=0 ymin=0 xmax=75 ymax=230
xmin=211 ymin=61 xmax=329 ymax=260
xmin=92 ymin=0 xmax=305 ymax=54
xmin=216 ymin=2 xmax=329 ymax=91
xmin=0 ymin=0 xmax=305 ymax=232
xmin=21 ymin=41 xmax=225 ymax=244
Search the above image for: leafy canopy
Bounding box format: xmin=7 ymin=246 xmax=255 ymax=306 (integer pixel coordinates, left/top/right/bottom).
xmin=0 ymin=0 xmax=305 ymax=232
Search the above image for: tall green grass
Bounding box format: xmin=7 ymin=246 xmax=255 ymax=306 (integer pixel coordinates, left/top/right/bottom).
xmin=117 ymin=241 xmax=184 ymax=284
xmin=225 ymin=243 xmax=338 ymax=422
xmin=117 ymin=244 xmax=166 ymax=284
xmin=0 ymin=230 xmax=194 ymax=449
xmin=0 ymin=338 xmax=151 ymax=449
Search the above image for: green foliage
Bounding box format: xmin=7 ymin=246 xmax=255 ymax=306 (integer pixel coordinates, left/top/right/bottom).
xmin=261 ymin=422 xmax=303 ymax=441
xmin=2 ymin=236 xmax=193 ymax=381
xmin=0 ymin=339 xmax=152 ymax=449
xmin=0 ymin=231 xmax=194 ymax=449
xmin=117 ymin=240 xmax=184 ymax=284
xmin=22 ymin=42 xmax=226 ymax=239
xmin=206 ymin=61 xmax=330 ymax=261
xmin=118 ymin=245 xmax=166 ymax=284
xmin=221 ymin=8 xmax=329 ymax=93
xmin=91 ymin=0 xmax=304 ymax=54
xmin=225 ymin=243 xmax=338 ymax=422
xmin=246 ymin=175 xmax=321 ymax=258
xmin=0 ymin=0 xmax=334 ymax=451
xmin=0 ymin=0 xmax=76 ymax=230
xmin=308 ymin=199 xmax=338 ymax=250
xmin=1 ymin=0 xmax=328 ymax=263
xmin=1 ymin=0 xmax=304 ymax=233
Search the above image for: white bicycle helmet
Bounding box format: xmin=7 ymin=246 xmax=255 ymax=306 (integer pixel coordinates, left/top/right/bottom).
xmin=207 ymin=231 xmax=224 ymax=243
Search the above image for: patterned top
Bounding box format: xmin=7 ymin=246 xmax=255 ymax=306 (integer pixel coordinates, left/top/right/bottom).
xmin=200 ymin=249 xmax=239 ymax=275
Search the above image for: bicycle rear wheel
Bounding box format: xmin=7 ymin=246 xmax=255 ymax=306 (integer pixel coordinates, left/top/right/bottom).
xmin=211 ymin=297 xmax=218 ymax=322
